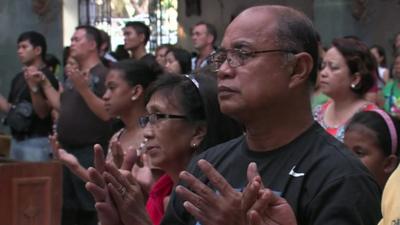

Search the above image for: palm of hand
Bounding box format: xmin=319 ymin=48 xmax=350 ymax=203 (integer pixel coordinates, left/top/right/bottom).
xmin=131 ymin=164 xmax=153 ymax=194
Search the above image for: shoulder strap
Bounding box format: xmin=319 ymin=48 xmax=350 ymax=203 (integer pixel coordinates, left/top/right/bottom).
xmin=14 ymin=78 xmax=28 ymax=103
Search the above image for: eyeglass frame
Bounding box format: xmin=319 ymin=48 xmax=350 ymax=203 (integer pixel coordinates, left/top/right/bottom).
xmin=139 ymin=113 xmax=188 ymax=128
xmin=209 ymin=48 xmax=298 ymax=70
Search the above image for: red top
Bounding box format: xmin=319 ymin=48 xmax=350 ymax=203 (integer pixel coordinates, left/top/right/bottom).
xmin=146 ymin=174 xmax=174 ymax=225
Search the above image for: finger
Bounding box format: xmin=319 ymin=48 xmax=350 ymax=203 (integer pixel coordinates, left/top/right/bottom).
xmin=31 ymin=70 xmax=43 ymax=78
xmin=110 ymin=141 xmax=123 ymax=168
xmin=242 ymin=163 xmax=263 ymax=210
xmin=179 ymin=170 xmax=216 ymax=202
xmin=123 ymin=170 xmax=140 ymax=187
xmin=248 ymin=210 xmax=264 ymax=225
xmin=182 ymin=200 xmax=208 ymax=224
xmin=249 ymin=189 xmax=278 ymax=213
xmin=197 ymin=159 xmax=235 ymax=197
xmin=141 ymin=153 xmax=150 ymax=167
xmin=104 ymin=164 xmax=130 ymax=190
xmin=242 ymin=175 xmax=261 ymax=211
xmin=88 ymin=167 xmax=106 ymax=188
xmin=86 ymin=182 xmax=107 ymax=202
xmin=94 ymin=144 xmax=106 ymax=174
xmin=247 ymin=162 xmax=262 ymax=186
xmin=121 ymin=146 xmax=138 ymax=171
xmin=58 ymin=149 xmax=73 ymax=164
xmin=110 ymin=141 xmax=119 ymax=157
xmin=176 ymin=185 xmax=208 ymax=214
xmin=107 ymin=182 xmax=124 ymax=207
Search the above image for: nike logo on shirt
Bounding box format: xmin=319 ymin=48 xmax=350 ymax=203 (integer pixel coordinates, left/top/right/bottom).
xmin=289 ymin=166 xmax=305 ymax=177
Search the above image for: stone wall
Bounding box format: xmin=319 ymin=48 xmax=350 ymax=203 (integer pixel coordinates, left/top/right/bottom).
xmin=178 ymin=0 xmax=400 ymax=62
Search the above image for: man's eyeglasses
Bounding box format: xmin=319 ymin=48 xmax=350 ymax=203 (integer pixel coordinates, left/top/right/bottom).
xmin=139 ymin=113 xmax=187 ymax=128
xmin=209 ymin=48 xmax=297 ymax=71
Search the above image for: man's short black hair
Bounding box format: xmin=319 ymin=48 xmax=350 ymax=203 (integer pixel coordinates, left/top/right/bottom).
xmin=75 ymin=25 xmax=102 ymax=51
xmin=272 ymin=7 xmax=319 ymax=84
xmin=17 ymin=31 xmax=47 ymax=60
xmin=125 ymin=21 xmax=151 ymax=45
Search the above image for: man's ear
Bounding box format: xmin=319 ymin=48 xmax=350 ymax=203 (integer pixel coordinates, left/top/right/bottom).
xmin=34 ymin=46 xmax=42 ymax=58
xmin=139 ymin=33 xmax=146 ymax=44
xmin=288 ymin=52 xmax=313 ymax=89
xmin=89 ymin=39 xmax=98 ymax=52
xmin=206 ymin=34 xmax=214 ymax=46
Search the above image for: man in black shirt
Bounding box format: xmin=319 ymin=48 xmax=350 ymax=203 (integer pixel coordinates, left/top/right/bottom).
xmin=162 ymin=5 xmax=382 ymax=225
xmin=123 ymin=21 xmax=161 ymax=74
xmin=0 ymin=31 xmax=58 ymax=161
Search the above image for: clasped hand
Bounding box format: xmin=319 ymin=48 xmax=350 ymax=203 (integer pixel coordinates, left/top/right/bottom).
xmin=175 ymin=160 xmax=298 ymax=225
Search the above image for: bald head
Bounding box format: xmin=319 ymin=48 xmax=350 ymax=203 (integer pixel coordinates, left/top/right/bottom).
xmin=228 ymin=5 xmax=319 ymax=83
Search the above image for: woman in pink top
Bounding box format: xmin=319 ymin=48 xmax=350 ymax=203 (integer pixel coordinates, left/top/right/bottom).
xmin=313 ymin=37 xmax=378 ymax=141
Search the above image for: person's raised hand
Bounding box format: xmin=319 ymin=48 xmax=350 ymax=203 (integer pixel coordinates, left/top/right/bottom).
xmin=242 ymin=162 xmax=297 ymax=225
xmin=104 ymin=162 xmax=152 ymax=225
xmin=110 ymin=140 xmax=125 ymax=168
xmin=247 ymin=188 xmax=297 ymax=225
xmin=23 ymin=66 xmax=45 ymax=89
xmin=175 ymin=159 xmax=246 ymax=225
xmin=86 ymin=144 xmax=121 ymax=225
xmin=68 ymin=68 xmax=89 ymax=92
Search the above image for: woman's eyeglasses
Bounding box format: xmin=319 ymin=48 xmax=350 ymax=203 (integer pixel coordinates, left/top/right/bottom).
xmin=139 ymin=113 xmax=187 ymax=128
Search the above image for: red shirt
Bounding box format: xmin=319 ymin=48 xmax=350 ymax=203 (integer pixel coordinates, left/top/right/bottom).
xmin=146 ymin=174 xmax=173 ymax=225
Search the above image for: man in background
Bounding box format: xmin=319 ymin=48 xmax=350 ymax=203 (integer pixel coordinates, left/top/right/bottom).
xmin=191 ymin=21 xmax=217 ymax=70
xmin=0 ymin=31 xmax=58 ymax=161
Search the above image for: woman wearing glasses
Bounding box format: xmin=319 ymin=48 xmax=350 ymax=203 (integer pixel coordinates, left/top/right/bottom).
xmin=86 ymin=73 xmax=242 ymax=225
xmin=313 ymin=37 xmax=378 ymax=141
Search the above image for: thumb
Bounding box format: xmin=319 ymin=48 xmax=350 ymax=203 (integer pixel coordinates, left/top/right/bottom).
xmin=121 ymin=146 xmax=138 ymax=171
xmin=247 ymin=162 xmax=262 ymax=186
xmin=141 ymin=153 xmax=150 ymax=167
xmin=242 ymin=162 xmax=262 ymax=211
xmin=94 ymin=144 xmax=106 ymax=174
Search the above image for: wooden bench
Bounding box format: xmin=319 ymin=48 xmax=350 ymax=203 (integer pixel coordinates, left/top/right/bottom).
xmin=0 ymin=159 xmax=62 ymax=225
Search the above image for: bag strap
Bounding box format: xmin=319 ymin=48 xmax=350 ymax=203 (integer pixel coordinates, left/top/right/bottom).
xmin=14 ymin=81 xmax=28 ymax=103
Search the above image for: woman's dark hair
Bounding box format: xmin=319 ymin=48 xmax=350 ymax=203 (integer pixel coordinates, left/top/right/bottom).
xmin=155 ymin=44 xmax=173 ymax=54
xmin=45 ymin=54 xmax=60 ymax=74
xmin=166 ymin=47 xmax=192 ymax=74
xmin=332 ymin=38 xmax=376 ymax=96
xmin=370 ymin=44 xmax=387 ymax=67
xmin=112 ymin=44 xmax=130 ymax=61
xmin=346 ymin=111 xmax=400 ymax=157
xmin=110 ymin=59 xmax=160 ymax=89
xmin=144 ymin=73 xmax=242 ymax=152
